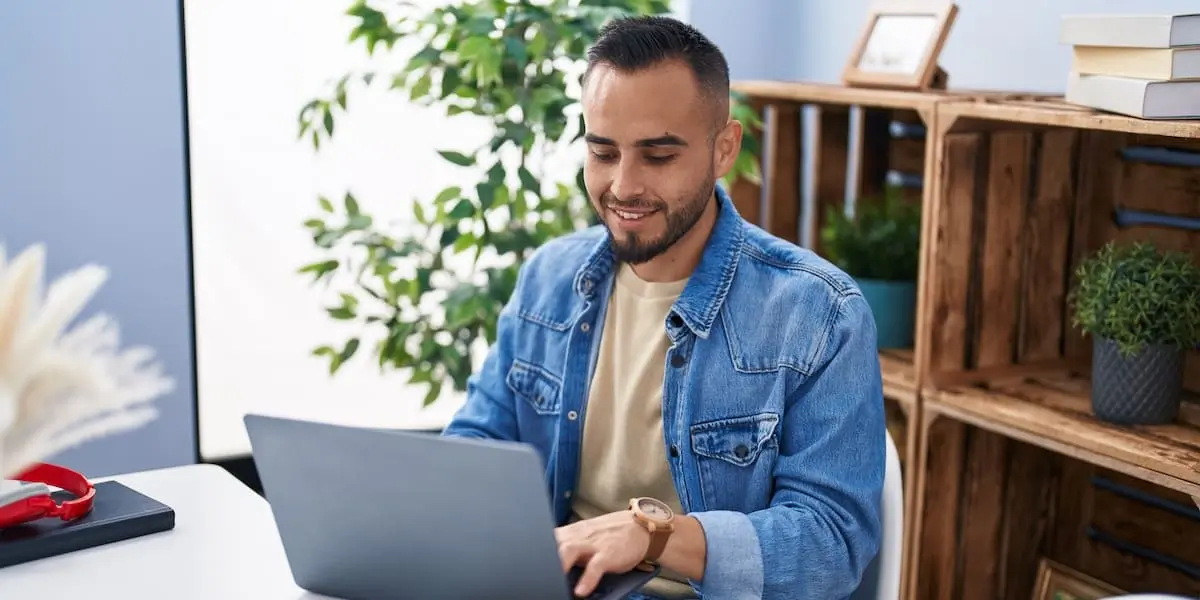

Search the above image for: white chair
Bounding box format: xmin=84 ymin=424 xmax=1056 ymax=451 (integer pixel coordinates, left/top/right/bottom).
xmin=850 ymin=430 xmax=904 ymax=600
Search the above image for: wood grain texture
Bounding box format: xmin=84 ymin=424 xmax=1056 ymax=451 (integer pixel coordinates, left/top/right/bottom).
xmin=927 ymin=133 xmax=981 ymax=372
xmin=1019 ymin=130 xmax=1078 ymax=363
xmin=974 ymin=131 xmax=1032 ymax=368
xmin=914 ymin=413 xmax=967 ymax=600
xmin=763 ymin=103 xmax=803 ymax=243
xmin=929 ymin=372 xmax=1200 ymax=496
xmin=955 ymin=429 xmax=1009 ymax=600
xmin=808 ymin=105 xmax=849 ymax=250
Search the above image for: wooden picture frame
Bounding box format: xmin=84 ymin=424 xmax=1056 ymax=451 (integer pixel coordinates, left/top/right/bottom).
xmin=842 ymin=1 xmax=958 ymax=90
xmin=1032 ymin=558 xmax=1125 ymax=600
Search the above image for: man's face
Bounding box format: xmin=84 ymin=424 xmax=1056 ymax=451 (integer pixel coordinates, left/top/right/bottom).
xmin=581 ymin=60 xmax=739 ymax=265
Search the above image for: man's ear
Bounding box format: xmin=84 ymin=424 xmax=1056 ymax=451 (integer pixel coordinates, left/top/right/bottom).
xmin=713 ymin=118 xmax=743 ymax=180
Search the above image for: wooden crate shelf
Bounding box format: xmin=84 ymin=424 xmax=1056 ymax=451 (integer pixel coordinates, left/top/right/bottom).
xmin=909 ymin=92 xmax=1200 ymax=600
xmin=880 ymin=348 xmax=917 ymax=410
xmin=926 ymin=369 xmax=1200 ymax=498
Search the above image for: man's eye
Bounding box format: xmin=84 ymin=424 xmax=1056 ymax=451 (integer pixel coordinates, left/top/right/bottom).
xmin=591 ymin=152 xmax=616 ymax=162
xmin=646 ymin=155 xmax=677 ymax=164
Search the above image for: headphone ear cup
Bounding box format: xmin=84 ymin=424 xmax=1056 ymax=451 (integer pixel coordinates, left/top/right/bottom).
xmin=0 ymin=482 xmax=52 ymax=508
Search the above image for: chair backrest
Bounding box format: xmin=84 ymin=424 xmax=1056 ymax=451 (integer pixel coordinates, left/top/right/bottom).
xmin=850 ymin=429 xmax=904 ymax=600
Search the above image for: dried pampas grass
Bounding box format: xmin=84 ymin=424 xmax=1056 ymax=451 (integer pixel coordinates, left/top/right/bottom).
xmin=0 ymin=243 xmax=173 ymax=479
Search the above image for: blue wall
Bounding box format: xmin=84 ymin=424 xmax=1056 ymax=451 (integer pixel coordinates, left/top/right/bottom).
xmin=0 ymin=1 xmax=196 ymax=477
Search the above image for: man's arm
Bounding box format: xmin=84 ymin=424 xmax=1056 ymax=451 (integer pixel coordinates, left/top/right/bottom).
xmin=683 ymin=291 xmax=886 ymax=600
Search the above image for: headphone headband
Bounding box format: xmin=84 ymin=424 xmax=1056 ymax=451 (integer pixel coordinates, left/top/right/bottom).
xmin=0 ymin=463 xmax=95 ymax=528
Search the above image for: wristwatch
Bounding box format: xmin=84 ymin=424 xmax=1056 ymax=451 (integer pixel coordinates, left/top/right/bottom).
xmin=629 ymin=497 xmax=675 ymax=564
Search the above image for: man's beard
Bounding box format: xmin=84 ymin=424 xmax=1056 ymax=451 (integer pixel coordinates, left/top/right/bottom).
xmin=596 ymin=176 xmax=715 ymax=265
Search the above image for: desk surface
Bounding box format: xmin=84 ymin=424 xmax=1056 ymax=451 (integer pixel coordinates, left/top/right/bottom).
xmin=0 ymin=463 xmax=329 ymax=599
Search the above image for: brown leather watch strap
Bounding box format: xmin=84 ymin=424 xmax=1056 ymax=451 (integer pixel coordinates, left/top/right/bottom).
xmin=645 ymin=529 xmax=670 ymax=563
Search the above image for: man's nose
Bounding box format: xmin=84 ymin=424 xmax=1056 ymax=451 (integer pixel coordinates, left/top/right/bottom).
xmin=610 ymin=160 xmax=647 ymax=201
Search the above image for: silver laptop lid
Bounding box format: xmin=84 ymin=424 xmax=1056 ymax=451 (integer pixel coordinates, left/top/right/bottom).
xmin=244 ymin=413 xmax=572 ymax=600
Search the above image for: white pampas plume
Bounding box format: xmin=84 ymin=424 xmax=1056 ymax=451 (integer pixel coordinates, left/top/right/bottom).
xmin=0 ymin=243 xmax=173 ymax=478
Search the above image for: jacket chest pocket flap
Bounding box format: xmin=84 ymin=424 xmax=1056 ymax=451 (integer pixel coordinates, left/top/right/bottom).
xmin=690 ymin=412 xmax=780 ymax=466
xmin=505 ymin=359 xmax=562 ymax=415
xmin=690 ymin=412 xmax=780 ymax=510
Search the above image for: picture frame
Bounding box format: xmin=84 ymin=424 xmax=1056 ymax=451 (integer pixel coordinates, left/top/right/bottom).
xmin=1032 ymin=558 xmax=1125 ymax=600
xmin=842 ymin=1 xmax=958 ymax=90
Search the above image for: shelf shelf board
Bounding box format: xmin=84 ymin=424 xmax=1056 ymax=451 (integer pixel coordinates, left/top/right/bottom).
xmin=732 ymin=80 xmax=946 ymax=113
xmin=925 ymin=369 xmax=1200 ymax=497
xmin=942 ymin=96 xmax=1200 ymax=139
xmin=880 ymin=348 xmax=917 ymax=413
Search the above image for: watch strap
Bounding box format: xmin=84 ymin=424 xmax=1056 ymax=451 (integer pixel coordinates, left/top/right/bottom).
xmin=645 ymin=529 xmax=670 ymax=563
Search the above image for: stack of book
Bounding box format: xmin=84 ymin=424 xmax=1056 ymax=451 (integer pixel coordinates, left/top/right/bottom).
xmin=1060 ymin=13 xmax=1200 ymax=120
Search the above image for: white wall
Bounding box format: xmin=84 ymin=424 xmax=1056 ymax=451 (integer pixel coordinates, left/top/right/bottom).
xmin=185 ymin=0 xmax=497 ymax=460
xmin=185 ymin=1 xmax=693 ymax=461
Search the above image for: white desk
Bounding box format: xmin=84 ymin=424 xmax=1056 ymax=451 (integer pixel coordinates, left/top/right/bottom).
xmin=0 ymin=463 xmax=330 ymax=599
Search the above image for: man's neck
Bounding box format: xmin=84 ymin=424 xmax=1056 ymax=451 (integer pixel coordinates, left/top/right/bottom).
xmin=628 ymin=193 xmax=719 ymax=283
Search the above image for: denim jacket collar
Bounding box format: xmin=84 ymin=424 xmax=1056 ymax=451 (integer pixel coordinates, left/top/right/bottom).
xmin=573 ymin=184 xmax=744 ymax=339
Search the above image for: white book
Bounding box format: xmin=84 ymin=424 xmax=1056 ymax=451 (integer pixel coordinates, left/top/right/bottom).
xmin=1066 ymin=72 xmax=1200 ymax=120
xmin=1061 ymin=14 xmax=1200 ymax=48
xmin=1072 ymin=46 xmax=1200 ymax=80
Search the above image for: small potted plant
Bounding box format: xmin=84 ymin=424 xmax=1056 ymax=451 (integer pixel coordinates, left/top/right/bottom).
xmin=1069 ymin=241 xmax=1200 ymax=425
xmin=820 ymin=186 xmax=921 ymax=349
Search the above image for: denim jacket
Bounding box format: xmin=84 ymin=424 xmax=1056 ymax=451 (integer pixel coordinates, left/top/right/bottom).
xmin=443 ymin=185 xmax=885 ymax=599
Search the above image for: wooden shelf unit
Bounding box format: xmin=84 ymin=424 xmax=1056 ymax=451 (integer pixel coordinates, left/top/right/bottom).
xmin=909 ymin=94 xmax=1200 ymax=600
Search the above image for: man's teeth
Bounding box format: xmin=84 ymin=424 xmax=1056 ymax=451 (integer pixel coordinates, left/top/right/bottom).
xmin=615 ymin=209 xmax=650 ymax=220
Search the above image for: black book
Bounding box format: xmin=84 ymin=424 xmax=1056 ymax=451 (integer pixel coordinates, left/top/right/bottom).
xmin=0 ymin=480 xmax=175 ymax=568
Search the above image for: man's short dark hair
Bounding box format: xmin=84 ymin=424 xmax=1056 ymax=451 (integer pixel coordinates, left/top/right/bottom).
xmin=584 ymin=16 xmax=730 ymax=115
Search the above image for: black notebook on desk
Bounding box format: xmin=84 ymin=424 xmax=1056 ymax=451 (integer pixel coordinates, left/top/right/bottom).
xmin=0 ymin=480 xmax=175 ymax=568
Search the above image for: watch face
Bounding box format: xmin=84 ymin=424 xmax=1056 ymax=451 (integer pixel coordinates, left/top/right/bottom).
xmin=636 ymin=498 xmax=673 ymax=521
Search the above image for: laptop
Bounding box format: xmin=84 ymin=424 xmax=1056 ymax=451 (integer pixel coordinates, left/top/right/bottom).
xmin=244 ymin=414 xmax=660 ymax=600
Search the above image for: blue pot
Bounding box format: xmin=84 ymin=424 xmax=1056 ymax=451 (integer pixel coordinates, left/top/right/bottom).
xmin=855 ymin=278 xmax=916 ymax=349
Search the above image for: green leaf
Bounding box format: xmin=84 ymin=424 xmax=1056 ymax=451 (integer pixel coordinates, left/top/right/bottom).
xmin=344 ymin=193 xmax=360 ymax=215
xmin=410 ymin=71 xmax=433 ymax=100
xmin=323 ymin=111 xmax=335 ymax=136
xmin=340 ymin=337 xmax=360 ymax=362
xmin=518 ymin=166 xmax=540 ymax=196
xmin=413 ymin=201 xmax=428 ymax=225
xmin=347 ymin=214 xmax=372 ymax=229
xmin=298 ymin=259 xmax=338 ymax=277
xmin=437 ymin=150 xmax=475 ymax=166
xmin=319 ymin=196 xmax=334 ymax=212
xmin=423 ymin=379 xmax=442 ymax=407
xmin=453 ymin=231 xmax=477 ymax=253
xmin=434 ymin=186 xmax=462 ymax=205
xmin=476 ymin=182 xmax=497 ymax=209
xmin=448 ymin=199 xmax=475 ymax=220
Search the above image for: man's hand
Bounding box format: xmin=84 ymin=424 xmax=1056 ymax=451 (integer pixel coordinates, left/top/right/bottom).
xmin=555 ymin=510 xmax=650 ymax=597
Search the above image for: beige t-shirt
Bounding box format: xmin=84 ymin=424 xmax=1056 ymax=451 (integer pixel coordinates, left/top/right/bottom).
xmin=571 ymin=263 xmax=696 ymax=599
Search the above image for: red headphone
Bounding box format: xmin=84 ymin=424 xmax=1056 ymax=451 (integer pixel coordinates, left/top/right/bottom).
xmin=0 ymin=463 xmax=95 ymax=529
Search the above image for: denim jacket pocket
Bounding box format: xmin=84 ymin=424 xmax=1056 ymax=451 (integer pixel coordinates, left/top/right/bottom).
xmin=690 ymin=412 xmax=780 ymax=510
xmin=505 ymin=359 xmax=563 ymax=416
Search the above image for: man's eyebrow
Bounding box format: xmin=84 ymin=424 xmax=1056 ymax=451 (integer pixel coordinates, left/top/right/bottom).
xmin=583 ymin=134 xmax=689 ymax=148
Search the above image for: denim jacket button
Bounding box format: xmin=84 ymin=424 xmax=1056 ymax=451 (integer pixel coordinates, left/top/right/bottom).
xmin=580 ymin=322 xmax=590 ymax=333
xmin=670 ymin=354 xmax=687 ymax=368
xmin=734 ymin=445 xmax=750 ymax=459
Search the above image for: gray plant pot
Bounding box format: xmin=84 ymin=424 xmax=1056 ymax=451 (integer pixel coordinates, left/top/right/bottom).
xmin=1091 ymin=336 xmax=1185 ymax=425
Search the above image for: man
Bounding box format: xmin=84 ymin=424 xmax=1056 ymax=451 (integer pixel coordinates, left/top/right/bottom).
xmin=442 ymin=15 xmax=885 ymax=600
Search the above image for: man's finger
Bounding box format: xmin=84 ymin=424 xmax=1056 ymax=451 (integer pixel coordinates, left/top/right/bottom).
xmin=557 ymin=540 xmax=591 ymax=573
xmin=574 ymin=552 xmax=611 ymax=597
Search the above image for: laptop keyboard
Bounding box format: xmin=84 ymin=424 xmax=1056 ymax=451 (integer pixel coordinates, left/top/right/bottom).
xmin=566 ymin=567 xmax=616 ymax=599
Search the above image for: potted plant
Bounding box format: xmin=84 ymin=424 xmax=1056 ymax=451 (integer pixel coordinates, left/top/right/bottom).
xmin=1068 ymin=241 xmax=1200 ymax=425
xmin=819 ymin=186 xmax=921 ymax=349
